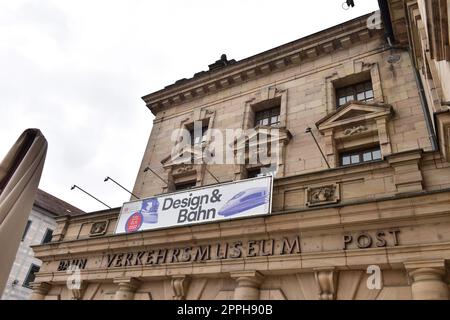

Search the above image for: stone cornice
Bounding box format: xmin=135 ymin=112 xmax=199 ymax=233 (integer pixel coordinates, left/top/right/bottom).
xmin=32 ymin=188 xmax=450 ymax=260
xmin=34 ymin=242 xmax=450 ymax=284
xmin=142 ymin=13 xmax=382 ymax=115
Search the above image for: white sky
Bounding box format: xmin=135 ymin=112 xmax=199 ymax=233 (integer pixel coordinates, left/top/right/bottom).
xmin=0 ymin=0 xmax=380 ymax=213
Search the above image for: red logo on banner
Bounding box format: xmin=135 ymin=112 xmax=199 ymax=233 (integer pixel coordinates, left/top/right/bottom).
xmin=125 ymin=212 xmax=143 ymax=233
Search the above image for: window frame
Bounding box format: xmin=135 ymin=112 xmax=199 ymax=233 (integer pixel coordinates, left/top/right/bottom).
xmin=175 ymin=181 xmax=197 ymax=191
xmin=188 ymin=126 xmax=209 ymax=146
xmin=340 ymin=147 xmax=382 ymax=167
xmin=336 ymin=81 xmax=374 ymax=108
xmin=22 ymin=264 xmax=40 ymax=289
xmin=41 ymin=228 xmax=53 ymax=244
xmin=254 ymin=106 xmax=281 ymax=127
xmin=247 ymin=164 xmax=277 ymax=179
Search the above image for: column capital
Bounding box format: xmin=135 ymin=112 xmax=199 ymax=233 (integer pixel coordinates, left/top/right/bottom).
xmin=404 ymin=260 xmax=449 ymax=300
xmin=113 ymin=277 xmax=141 ymax=291
xmin=30 ymin=282 xmax=52 ymax=300
xmin=230 ymin=271 xmax=264 ymax=287
xmin=30 ymin=282 xmax=52 ymax=294
xmin=404 ymin=260 xmax=447 ymax=273
xmin=231 ymin=271 xmax=264 ymax=300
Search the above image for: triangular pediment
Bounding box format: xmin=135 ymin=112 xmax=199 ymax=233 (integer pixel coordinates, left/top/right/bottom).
xmin=161 ymin=145 xmax=203 ymax=168
xmin=316 ymin=102 xmax=393 ymax=131
xmin=233 ymin=126 xmax=292 ymax=151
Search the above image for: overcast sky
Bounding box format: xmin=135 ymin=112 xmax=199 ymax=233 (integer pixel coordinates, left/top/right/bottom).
xmin=0 ymin=0 xmax=380 ymax=213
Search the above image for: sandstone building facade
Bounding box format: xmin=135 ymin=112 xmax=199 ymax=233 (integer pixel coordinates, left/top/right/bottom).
xmin=31 ymin=1 xmax=450 ymax=300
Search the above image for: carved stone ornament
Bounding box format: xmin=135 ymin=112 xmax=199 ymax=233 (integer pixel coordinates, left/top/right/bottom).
xmin=171 ymin=276 xmax=190 ymax=300
xmin=89 ymin=220 xmax=109 ymax=237
xmin=343 ymin=125 xmax=368 ymax=136
xmin=314 ymin=269 xmax=338 ymax=300
xmin=306 ymin=184 xmax=340 ymax=207
xmin=173 ymin=164 xmax=195 ymax=176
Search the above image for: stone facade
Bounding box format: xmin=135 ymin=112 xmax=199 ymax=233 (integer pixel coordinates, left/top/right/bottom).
xmin=31 ymin=3 xmax=450 ymax=300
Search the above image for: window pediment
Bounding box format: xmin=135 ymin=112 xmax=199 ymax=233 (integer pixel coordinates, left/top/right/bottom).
xmin=316 ymin=102 xmax=394 ymax=132
xmin=315 ymin=102 xmax=394 ymax=168
xmin=233 ymin=127 xmax=292 ymax=152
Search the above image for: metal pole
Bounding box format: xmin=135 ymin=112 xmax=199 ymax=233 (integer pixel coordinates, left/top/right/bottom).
xmin=305 ymin=127 xmax=331 ymax=169
xmin=144 ymin=167 xmax=169 ymax=185
xmin=71 ymin=185 xmax=111 ymax=209
xmin=204 ymin=166 xmax=220 ymax=184
xmin=104 ymin=177 xmax=140 ymax=200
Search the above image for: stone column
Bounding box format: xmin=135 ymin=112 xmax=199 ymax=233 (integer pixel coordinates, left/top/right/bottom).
xmin=30 ymin=282 xmax=51 ymax=300
xmin=231 ymin=271 xmax=264 ymax=300
xmin=113 ymin=277 xmax=140 ymax=300
xmin=405 ymin=261 xmax=449 ymax=300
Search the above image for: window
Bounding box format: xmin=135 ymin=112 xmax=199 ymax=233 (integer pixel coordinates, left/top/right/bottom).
xmin=23 ymin=264 xmax=40 ymax=288
xmin=340 ymin=148 xmax=382 ymax=166
xmin=255 ymin=106 xmax=281 ymax=127
xmin=41 ymin=229 xmax=53 ymax=244
xmin=175 ymin=181 xmax=197 ymax=191
xmin=336 ymin=81 xmax=374 ymax=108
xmin=189 ymin=126 xmax=209 ymax=146
xmin=21 ymin=220 xmax=32 ymax=242
xmin=247 ymin=164 xmax=277 ymax=178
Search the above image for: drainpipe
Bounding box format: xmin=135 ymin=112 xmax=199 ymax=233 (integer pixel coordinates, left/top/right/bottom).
xmin=378 ymin=0 xmax=439 ymax=151
xmin=410 ymin=52 xmax=439 ymax=151
xmin=378 ymin=0 xmax=395 ymax=45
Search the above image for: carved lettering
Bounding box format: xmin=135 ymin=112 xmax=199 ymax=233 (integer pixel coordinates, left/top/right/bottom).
xmin=343 ymin=229 xmax=401 ymax=250
xmin=194 ymin=245 xmax=211 ymax=261
xmin=247 ymin=241 xmax=258 ymax=257
xmin=376 ymin=232 xmax=387 ymax=248
xmin=134 ymin=252 xmax=145 ymax=266
xmin=229 ymin=241 xmax=243 ymax=259
xmin=281 ymin=236 xmax=301 ymax=255
xmin=260 ymin=239 xmax=274 ymax=256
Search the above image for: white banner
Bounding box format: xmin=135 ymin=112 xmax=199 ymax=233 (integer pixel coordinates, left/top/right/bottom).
xmin=115 ymin=176 xmax=273 ymax=234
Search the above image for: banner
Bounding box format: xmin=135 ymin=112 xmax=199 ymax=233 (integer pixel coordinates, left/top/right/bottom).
xmin=115 ymin=176 xmax=273 ymax=234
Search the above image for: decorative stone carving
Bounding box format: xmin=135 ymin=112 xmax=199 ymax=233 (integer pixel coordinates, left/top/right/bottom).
xmin=89 ymin=221 xmax=109 ymax=237
xmin=306 ymin=184 xmax=340 ymax=207
xmin=343 ymin=125 xmax=368 ymax=136
xmin=172 ymin=276 xmax=190 ymax=300
xmin=314 ymin=268 xmax=338 ymax=300
xmin=173 ymin=164 xmax=195 ymax=176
